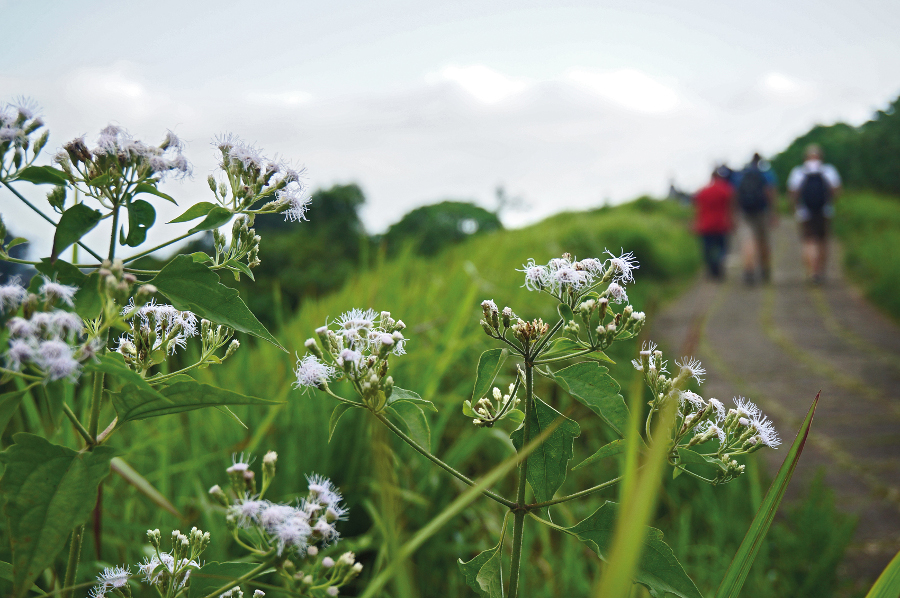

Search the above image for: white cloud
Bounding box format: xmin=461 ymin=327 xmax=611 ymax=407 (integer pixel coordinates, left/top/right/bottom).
xmin=244 ymin=90 xmax=314 ymax=106
xmin=565 ymin=68 xmax=680 ymax=114
xmin=438 ymin=64 xmax=531 ymax=104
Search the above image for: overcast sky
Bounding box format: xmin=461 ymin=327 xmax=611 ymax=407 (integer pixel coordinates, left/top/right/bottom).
xmin=2 ymin=0 xmax=899 ymax=256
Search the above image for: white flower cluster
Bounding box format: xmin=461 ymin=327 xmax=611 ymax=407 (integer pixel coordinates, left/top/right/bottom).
xmin=214 ymin=133 xmax=310 ymax=222
xmin=519 ymin=250 xmax=638 ymax=302
xmin=633 ymin=342 xmax=780 ymax=456
xmin=471 ymin=382 xmax=521 ymax=427
xmin=117 ymin=299 xmax=199 ymax=358
xmin=295 ymin=309 xmax=407 ymax=396
xmin=0 ymin=98 xmax=47 ymax=169
xmin=91 ymin=527 xmax=209 ymax=598
xmin=89 ymin=124 xmax=191 ymax=179
xmin=228 ymin=472 xmax=347 ymax=556
xmin=3 ymin=278 xmax=94 ymax=382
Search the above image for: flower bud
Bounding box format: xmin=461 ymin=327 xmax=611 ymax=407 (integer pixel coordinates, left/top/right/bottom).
xmin=307 ymin=546 xmax=319 ymax=557
xmin=305 ymin=338 xmax=324 ymax=359
xmin=263 ymin=451 xmax=277 ymax=480
xmin=224 ymin=339 xmax=240 ymax=360
xmin=208 ymin=484 xmax=229 ymax=507
xmin=322 ymin=557 xmax=335 ymax=568
xmin=480 ymin=319 xmax=493 ymax=336
xmin=207 ymin=174 xmax=217 ymax=193
xmin=501 ymin=306 xmax=513 ymax=328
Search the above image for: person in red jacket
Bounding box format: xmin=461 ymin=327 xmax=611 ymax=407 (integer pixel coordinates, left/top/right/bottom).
xmin=693 ymin=167 xmax=735 ymax=280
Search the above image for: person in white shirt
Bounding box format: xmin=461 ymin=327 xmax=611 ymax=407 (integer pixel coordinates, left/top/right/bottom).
xmin=787 ymin=144 xmax=842 ymax=284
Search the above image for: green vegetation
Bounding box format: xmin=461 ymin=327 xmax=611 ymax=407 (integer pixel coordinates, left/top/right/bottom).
xmin=76 ymin=197 xmax=854 ymax=597
xmin=381 ymin=200 xmax=502 ymax=257
xmin=833 ymin=191 xmax=900 ymax=319
xmin=770 ymin=95 xmax=900 ymax=195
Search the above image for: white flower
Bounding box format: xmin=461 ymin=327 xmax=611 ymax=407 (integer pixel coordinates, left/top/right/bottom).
xmin=96 ymin=565 xmax=130 ymax=590
xmin=679 ymin=391 xmax=706 ymax=410
xmin=732 ymin=396 xmax=760 ymax=419
xmin=50 ymin=310 xmax=84 ymax=339
xmin=708 ymin=398 xmax=726 ymax=421
xmin=311 ymin=518 xmax=339 ymax=544
xmin=37 ymin=339 xmax=81 ymax=381
xmin=326 ymin=586 xmax=339 ymax=597
xmin=675 ymin=357 xmax=705 ymax=384
xmin=552 ymin=267 xmax=591 ymax=289
xmin=307 ymin=474 xmax=342 ymax=507
xmin=293 ymin=355 xmax=337 ymax=391
xmin=695 ymin=420 xmax=726 ymax=444
xmin=229 ymin=499 xmax=268 ymax=527
xmin=606 ymin=282 xmax=628 ymax=304
xmin=605 ymin=249 xmax=639 ymax=283
xmin=279 ymin=182 xmax=311 ymax=222
xmin=322 ymin=557 xmax=335 ymax=568
xmin=519 ymin=260 xmax=550 ymax=291
xmin=338 ymin=348 xmax=362 ymax=367
xmin=750 ymin=414 xmax=781 ymax=448
xmin=481 ymin=299 xmax=498 ymax=313
xmin=335 ymin=308 xmax=378 ymax=332
xmin=272 ymin=515 xmax=312 ymax=555
xmin=578 ymin=258 xmax=605 ymax=274
xmin=0 ymin=278 xmax=27 ymax=312
xmin=39 ymin=278 xmax=78 ymax=307
xmin=7 ymin=316 xmax=34 ymax=338
xmin=258 ymin=504 xmax=297 ymax=530
xmin=6 ymin=338 xmax=34 ymax=370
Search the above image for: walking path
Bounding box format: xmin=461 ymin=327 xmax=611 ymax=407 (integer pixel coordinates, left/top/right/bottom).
xmin=652 ymin=222 xmax=900 ymax=587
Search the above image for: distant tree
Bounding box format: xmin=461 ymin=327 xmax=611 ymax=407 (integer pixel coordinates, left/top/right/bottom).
xmin=382 ymin=200 xmax=502 ymax=256
xmin=770 ymin=95 xmax=900 ymax=195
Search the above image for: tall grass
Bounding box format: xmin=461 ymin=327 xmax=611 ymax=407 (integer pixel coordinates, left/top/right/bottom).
xmin=833 ymin=191 xmax=900 ymax=320
xmin=67 ymin=197 xmax=853 ymax=597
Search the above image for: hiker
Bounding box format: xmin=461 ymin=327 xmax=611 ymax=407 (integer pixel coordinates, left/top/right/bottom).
xmin=693 ymin=166 xmax=734 ymax=280
xmin=787 ymin=144 xmax=842 ymax=283
xmin=733 ymin=153 xmax=777 ymax=284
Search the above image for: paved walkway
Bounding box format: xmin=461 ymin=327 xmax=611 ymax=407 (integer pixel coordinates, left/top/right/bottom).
xmin=652 ymin=222 xmax=900 ymax=587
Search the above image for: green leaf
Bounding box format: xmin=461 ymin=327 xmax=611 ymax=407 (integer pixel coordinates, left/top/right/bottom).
xmin=0 ymin=561 xmax=42 ymax=594
xmin=472 ymin=348 xmax=507 ymax=401
xmin=191 ymin=251 xmax=213 ymax=263
xmin=510 ymin=396 xmax=580 ymax=503
xmin=13 ymin=165 xmax=68 ymax=186
xmin=72 ymin=272 xmax=103 ymax=319
xmin=329 ymin=403 xmax=358 ymax=442
xmin=113 ymin=378 xmax=282 ymax=423
xmin=572 ymin=438 xmax=625 ymax=470
xmin=133 ymin=182 xmax=177 ymax=205
xmin=6 ymin=237 xmax=27 ymax=250
xmin=85 ymin=353 xmax=162 ymax=398
xmin=538 ymin=338 xmax=583 ymax=360
xmin=188 ymin=562 xmax=260 ymax=598
xmin=504 ymin=408 xmax=525 ymax=426
xmin=714 ymin=392 xmax=820 ymax=598
xmin=458 ymin=540 xmax=504 ymax=598
xmin=168 ymin=202 xmax=220 ymax=223
xmin=150 ymin=255 xmax=284 ymax=350
xmin=223 ymin=259 xmax=255 ymax=282
xmin=462 ymin=400 xmax=478 ymax=418
xmin=109 ymin=457 xmax=181 ymax=519
xmin=87 ymin=173 xmax=110 ymax=187
xmin=675 ymin=447 xmax=727 ymax=478
xmin=122 ymin=199 xmax=156 ymax=247
xmin=387 ymin=387 xmax=437 ymax=412
xmin=558 ymin=302 xmax=575 ymax=324
xmin=865 ymin=548 xmax=900 ymax=598
xmin=34 ymin=258 xmax=86 ymax=286
xmin=188 ymin=207 xmax=233 ymax=234
xmin=567 ymin=501 xmax=703 ymax=598
xmin=0 ymin=389 xmax=28 ymax=436
xmin=387 ymin=401 xmax=431 ymax=452
xmin=0 ymin=434 xmax=116 ymax=598
xmin=551 ymin=362 xmax=629 ymax=437
xmin=50 ymin=204 xmax=102 ymax=261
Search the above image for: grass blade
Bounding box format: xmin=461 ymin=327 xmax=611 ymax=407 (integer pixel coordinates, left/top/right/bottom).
xmin=110 ymin=457 xmax=183 ymax=519
xmin=865 ymin=548 xmax=900 ymax=598
xmin=714 ymin=391 xmax=820 ymax=598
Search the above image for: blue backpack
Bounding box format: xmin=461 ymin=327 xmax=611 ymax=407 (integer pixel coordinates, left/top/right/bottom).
xmin=799 ymin=171 xmax=831 ymax=213
xmin=737 ymin=167 xmax=769 ymax=213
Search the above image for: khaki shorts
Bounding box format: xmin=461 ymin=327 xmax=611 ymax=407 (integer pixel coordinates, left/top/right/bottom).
xmin=739 ymin=211 xmax=770 ymax=248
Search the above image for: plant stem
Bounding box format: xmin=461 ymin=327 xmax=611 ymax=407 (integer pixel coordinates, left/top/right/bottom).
xmin=88 ymin=369 xmax=104 ymax=441
xmin=198 ymin=554 xmax=279 ymax=598
xmin=61 ymin=402 xmax=93 ymax=446
xmin=529 ymin=475 xmax=623 ymax=508
xmin=61 ymin=525 xmax=84 ymax=598
xmin=123 ymin=231 xmax=193 ymax=264
xmin=108 ymin=204 xmax=121 ymax=260
xmin=1 ymin=181 xmax=104 ymax=261
xmin=507 ymin=359 xmax=533 ymax=598
xmin=373 ymin=412 xmax=516 ymax=508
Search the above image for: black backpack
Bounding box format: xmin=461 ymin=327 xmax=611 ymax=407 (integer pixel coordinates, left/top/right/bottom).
xmin=799 ymin=171 xmax=831 ymax=213
xmin=737 ymin=167 xmax=769 ymax=213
